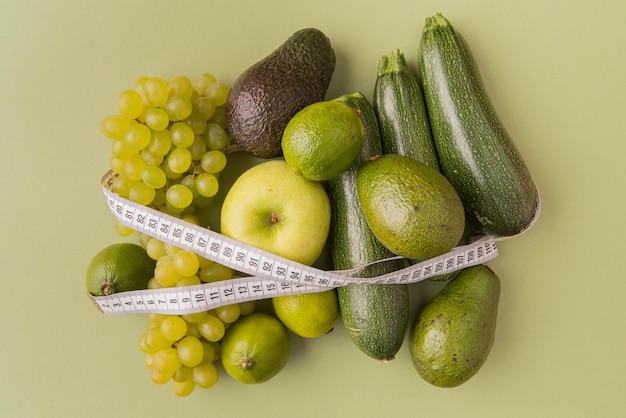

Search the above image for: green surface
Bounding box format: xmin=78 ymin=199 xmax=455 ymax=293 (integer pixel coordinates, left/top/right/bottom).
xmin=1 ymin=1 xmax=625 ymax=417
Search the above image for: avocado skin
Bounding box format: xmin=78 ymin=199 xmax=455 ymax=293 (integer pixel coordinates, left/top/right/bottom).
xmin=226 ymin=28 xmax=336 ymax=158
xmin=409 ymin=265 xmax=500 ymax=387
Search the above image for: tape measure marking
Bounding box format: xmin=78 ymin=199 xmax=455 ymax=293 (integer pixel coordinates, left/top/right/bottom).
xmin=90 ymin=170 xmax=508 ymax=315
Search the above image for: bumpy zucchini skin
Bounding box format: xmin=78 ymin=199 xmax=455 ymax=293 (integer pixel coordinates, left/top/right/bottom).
xmin=326 ymin=92 xmax=409 ymax=361
xmin=418 ymin=13 xmax=538 ymax=237
xmin=374 ymin=49 xmax=440 ymax=171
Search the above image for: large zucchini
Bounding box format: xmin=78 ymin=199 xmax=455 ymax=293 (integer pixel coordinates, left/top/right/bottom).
xmin=326 ymin=92 xmax=409 ymax=362
xmin=374 ymin=49 xmax=440 ymax=171
xmin=418 ymin=13 xmax=539 ymax=237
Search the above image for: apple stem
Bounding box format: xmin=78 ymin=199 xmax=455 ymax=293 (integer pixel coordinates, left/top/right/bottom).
xmin=271 ymin=212 xmax=278 ymax=224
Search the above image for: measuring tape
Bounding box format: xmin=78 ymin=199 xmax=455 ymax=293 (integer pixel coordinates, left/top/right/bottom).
xmin=88 ymin=168 xmax=540 ymax=315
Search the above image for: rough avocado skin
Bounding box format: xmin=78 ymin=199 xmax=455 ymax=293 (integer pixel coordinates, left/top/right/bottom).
xmin=409 ymin=265 xmax=500 ymax=388
xmin=226 ymin=28 xmax=336 ymax=158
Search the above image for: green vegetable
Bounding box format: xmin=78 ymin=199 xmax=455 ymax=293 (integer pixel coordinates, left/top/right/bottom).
xmin=418 ymin=13 xmax=538 ymax=236
xmin=327 ymin=92 xmax=409 ymax=362
xmin=409 ymin=264 xmax=501 ymax=387
xmin=374 ymin=49 xmax=440 ymax=171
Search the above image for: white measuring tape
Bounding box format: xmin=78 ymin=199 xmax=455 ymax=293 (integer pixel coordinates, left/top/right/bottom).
xmin=88 ymin=168 xmax=540 ymax=315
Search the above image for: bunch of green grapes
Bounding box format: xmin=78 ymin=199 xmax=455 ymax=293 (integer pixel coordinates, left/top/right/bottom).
xmin=137 ymin=233 xmax=255 ymax=397
xmin=99 ymin=72 xmax=231 ymax=235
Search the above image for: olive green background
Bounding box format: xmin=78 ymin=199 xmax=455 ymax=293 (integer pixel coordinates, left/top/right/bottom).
xmin=1 ymin=1 xmax=624 ymax=417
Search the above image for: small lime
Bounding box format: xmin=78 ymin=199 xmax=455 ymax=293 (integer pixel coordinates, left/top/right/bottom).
xmin=85 ymin=243 xmax=156 ymax=296
xmin=272 ymin=290 xmax=339 ymax=338
xmin=281 ymin=100 xmax=365 ymax=181
xmin=220 ymin=312 xmax=290 ymax=384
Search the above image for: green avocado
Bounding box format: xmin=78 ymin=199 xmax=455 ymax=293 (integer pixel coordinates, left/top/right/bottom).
xmin=225 ymin=28 xmax=336 ymax=159
xmin=356 ymin=154 xmax=465 ymax=260
xmin=409 ymin=264 xmax=501 ymax=388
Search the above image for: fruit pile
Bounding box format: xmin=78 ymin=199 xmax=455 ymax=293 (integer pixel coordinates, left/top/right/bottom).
xmin=87 ymin=12 xmax=539 ymax=395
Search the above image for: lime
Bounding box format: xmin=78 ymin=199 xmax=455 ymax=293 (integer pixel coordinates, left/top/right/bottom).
xmin=85 ymin=243 xmax=156 ymax=296
xmin=281 ymin=100 xmax=365 ymax=181
xmin=220 ymin=312 xmax=290 ymax=384
xmin=272 ymin=290 xmax=339 ymax=338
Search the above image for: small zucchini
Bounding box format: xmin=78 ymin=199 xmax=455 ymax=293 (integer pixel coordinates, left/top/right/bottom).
xmin=418 ymin=13 xmax=539 ymax=237
xmin=374 ymin=49 xmax=440 ymax=171
xmin=327 ymin=92 xmax=409 ymax=362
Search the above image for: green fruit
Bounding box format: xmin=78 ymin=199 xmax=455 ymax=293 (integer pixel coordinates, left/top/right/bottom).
xmin=356 ymin=154 xmax=465 ymax=260
xmin=409 ymin=265 xmax=501 ymax=387
xmin=282 ymin=100 xmax=365 ymax=181
xmin=272 ymin=289 xmax=339 ymax=338
xmin=85 ymin=243 xmax=156 ymax=296
xmin=226 ymin=28 xmax=336 ymax=158
xmin=220 ymin=312 xmax=291 ymax=384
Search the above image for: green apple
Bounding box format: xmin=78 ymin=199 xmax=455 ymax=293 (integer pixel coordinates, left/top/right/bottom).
xmin=220 ymin=159 xmax=331 ymax=266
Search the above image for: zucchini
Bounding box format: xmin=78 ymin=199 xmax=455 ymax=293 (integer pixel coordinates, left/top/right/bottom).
xmin=327 ymin=92 xmax=409 ymax=362
xmin=374 ymin=49 xmax=440 ymax=171
xmin=418 ymin=13 xmax=539 ymax=237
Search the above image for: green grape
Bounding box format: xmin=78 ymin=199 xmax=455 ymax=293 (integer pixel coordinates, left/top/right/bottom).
xmin=149 ymin=129 xmax=172 ymax=157
xmin=200 ymin=150 xmax=227 ymax=173
xmin=152 ymin=188 xmax=167 ymax=208
xmin=109 ymin=156 xmax=127 ymax=175
xmin=239 ymin=301 xmax=256 ymax=316
xmin=170 ymin=122 xmax=195 ymax=148
xmin=194 ymin=195 xmax=214 ymax=209
xmin=195 ymin=73 xmax=217 ymax=94
xmin=160 ymin=315 xmax=188 ymax=341
xmin=215 ymin=304 xmax=240 ymax=324
xmin=144 ymin=353 xmax=154 ymax=369
xmin=144 ymin=107 xmax=170 ymax=131
xmin=140 ymin=149 xmax=163 ymax=166
xmin=124 ymin=123 xmax=151 ymax=150
xmin=154 ymin=258 xmax=182 ymax=287
xmin=117 ymin=89 xmax=144 ymax=119
xmin=138 ymin=333 xmax=155 ymax=354
xmin=114 ymin=221 xmax=135 ymax=236
xmin=142 ymin=165 xmax=167 ymax=189
xmin=164 ymin=96 xmax=193 ymax=122
xmin=173 ymin=250 xmax=200 ymax=276
xmin=144 ymin=328 xmax=172 ymax=351
xmin=196 ymin=314 xmax=225 ymax=342
xmin=193 ymin=362 xmax=219 ymax=389
xmin=124 ymin=154 xmax=147 ymax=181
xmin=147 ymin=277 xmax=163 ymax=289
xmin=180 ymin=175 xmax=200 ymax=198
xmin=202 ymin=341 xmax=220 ymax=362
xmin=204 ymin=82 xmax=230 ymax=107
xmin=111 ymin=174 xmax=134 ymax=197
xmin=175 ymin=275 xmax=201 ymax=287
xmin=195 ymin=172 xmax=219 ymax=197
xmin=185 ymin=322 xmax=202 ymax=339
xmin=134 ymin=75 xmax=149 ymax=100
xmin=172 ymin=365 xmax=193 ymax=383
xmin=111 ymin=139 xmax=137 ymax=159
xmin=147 ymin=313 xmax=168 ymax=328
xmin=167 ymin=147 xmax=192 ymax=174
xmin=169 ymin=75 xmax=193 ymax=99
xmin=150 ymin=369 xmax=173 ymax=385
xmin=182 ymin=214 xmax=200 ymax=225
xmin=172 ymin=378 xmax=196 ymax=397
xmin=144 ymin=76 xmax=169 ymax=107
xmin=183 ymin=113 xmax=207 ymax=135
xmin=128 ymin=182 xmax=155 ymax=206
xmin=209 ymin=105 xmax=227 ymax=128
xmin=182 ymin=311 xmax=207 ymax=323
xmin=152 ymin=347 xmax=181 ymax=374
xmin=203 ymin=122 xmax=229 ymax=150
xmin=162 ymin=161 xmax=183 ymax=180
xmin=193 ymin=96 xmax=216 ymax=120
xmin=188 ymin=135 xmax=207 ymax=161
xmin=176 ymin=336 xmax=204 ymax=367
xmin=100 ymin=114 xmax=131 ymax=140
xmin=199 ymin=263 xmax=233 ymax=283
xmin=166 ymin=184 xmax=193 ymax=209
xmin=164 ymin=243 xmax=182 ymax=256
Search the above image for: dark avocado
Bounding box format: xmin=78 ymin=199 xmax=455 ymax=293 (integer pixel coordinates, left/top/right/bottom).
xmin=225 ymin=28 xmax=336 ymax=158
